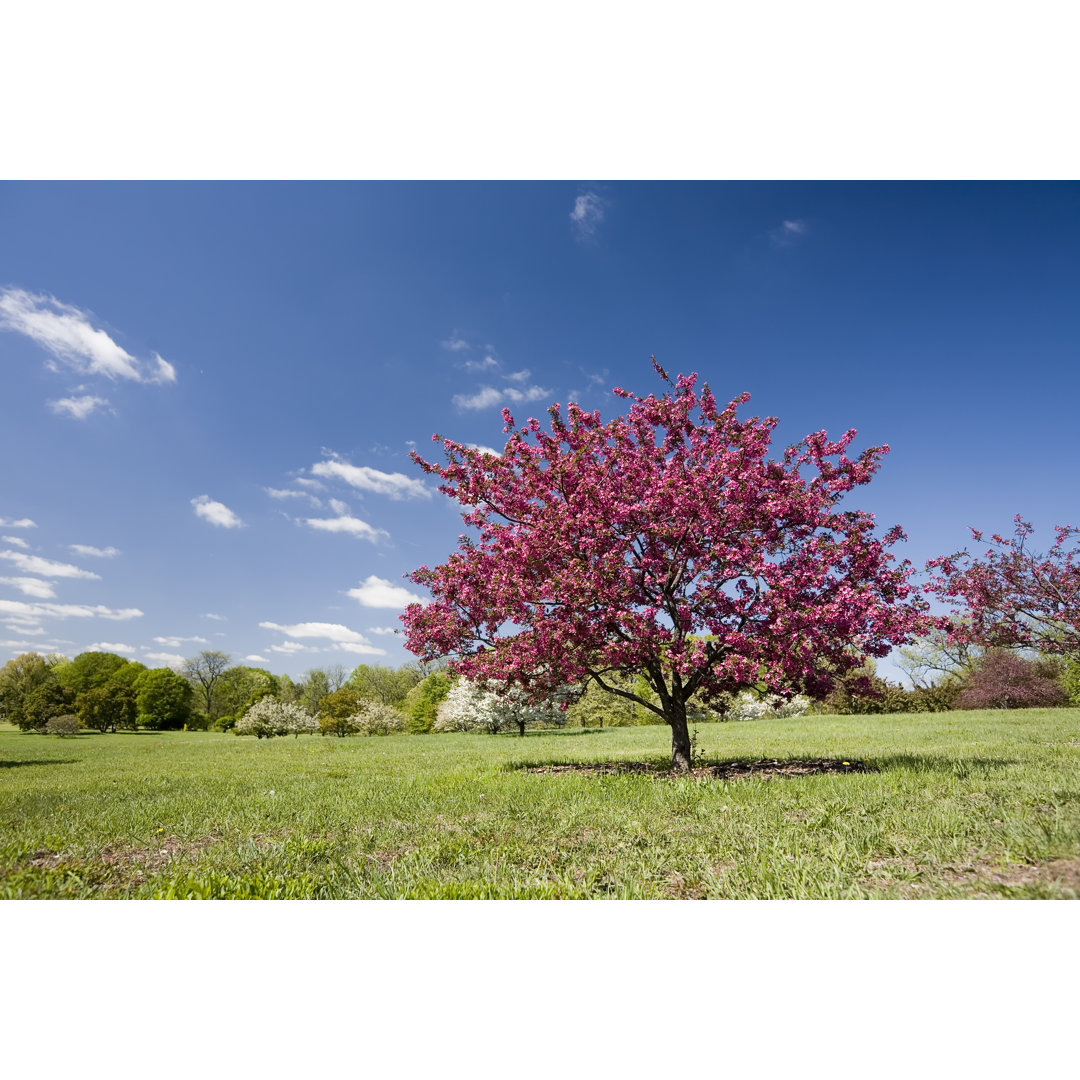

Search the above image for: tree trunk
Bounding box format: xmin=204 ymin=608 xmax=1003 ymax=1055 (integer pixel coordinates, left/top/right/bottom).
xmin=517 ymin=719 xmax=525 ymax=737
xmin=668 ymin=700 xmax=692 ymax=772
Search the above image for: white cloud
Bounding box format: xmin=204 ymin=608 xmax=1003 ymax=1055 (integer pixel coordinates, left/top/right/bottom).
xmin=329 ymin=498 xmax=350 ymax=516
xmin=244 ymin=654 xmax=270 ymax=663
xmin=0 ymin=599 xmax=142 ymax=621
xmin=265 ymin=487 xmax=322 ymax=509
xmin=0 ymin=577 xmax=58 ymax=599
xmin=464 ymin=354 xmax=499 ymax=373
xmin=293 ymin=477 xmax=326 ymax=491
xmin=269 ymin=641 xmax=318 ymax=654
xmin=570 ymin=191 xmax=606 ymax=240
xmin=331 ymin=642 xmax=387 ymax=656
xmin=49 ymin=395 xmax=111 ymax=420
xmin=143 ymin=651 xmax=185 ymax=669
xmin=0 ymin=518 xmax=36 ymax=528
xmin=310 ymin=459 xmax=431 ymax=500
xmin=347 ymin=575 xmax=425 ymax=609
xmin=0 ymin=288 xmax=177 ymax=384
xmin=69 ymin=544 xmax=120 ymax=558
xmin=2 ymin=536 xmax=30 ymax=549
xmin=87 ymin=642 xmax=136 ymax=655
xmin=202 ymin=613 xmax=227 ymax=621
xmin=0 ymin=550 xmax=100 ymax=579
xmin=301 ymin=515 xmax=388 ymax=543
xmin=191 ymin=495 xmax=244 ymax=529
xmin=466 ymin=444 xmax=502 ymax=457
xmin=504 ymin=369 xmax=531 ymax=383
xmin=153 ymin=635 xmax=208 ymax=647
xmin=453 ymin=384 xmax=551 ymax=411
xmin=441 ymin=335 xmax=470 ymax=352
xmin=258 ymin=620 xmax=374 ymax=644
xmin=368 ymin=626 xmax=400 ymax=636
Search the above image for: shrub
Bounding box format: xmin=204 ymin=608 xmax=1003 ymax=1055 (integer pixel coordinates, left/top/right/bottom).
xmin=350 ymin=701 xmax=407 ymax=736
xmin=956 ymin=650 xmax=1069 ymax=710
xmin=723 ymin=692 xmax=811 ymax=722
xmin=236 ymin=696 xmax=317 ymax=738
xmin=43 ymin=714 xmax=79 ymax=737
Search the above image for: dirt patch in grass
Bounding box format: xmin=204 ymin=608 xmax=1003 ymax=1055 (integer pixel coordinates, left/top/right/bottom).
xmin=862 ymin=853 xmax=1080 ymax=898
xmin=524 ymin=758 xmax=876 ymax=781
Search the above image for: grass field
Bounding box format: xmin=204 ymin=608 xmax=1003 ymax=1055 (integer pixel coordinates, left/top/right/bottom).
xmin=2 ymin=707 xmax=1079 ymax=899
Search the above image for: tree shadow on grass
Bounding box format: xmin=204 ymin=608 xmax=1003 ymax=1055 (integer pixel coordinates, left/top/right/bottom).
xmin=0 ymin=759 xmax=77 ymax=768
xmin=511 ymin=757 xmax=881 ymax=780
xmin=870 ymin=754 xmax=1019 ymax=776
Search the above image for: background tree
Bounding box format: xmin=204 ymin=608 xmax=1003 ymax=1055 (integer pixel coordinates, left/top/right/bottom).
xmin=77 ymin=683 xmax=137 ymax=733
xmin=955 ymin=649 xmax=1068 ymax=710
xmin=928 ymin=517 xmax=1080 ymax=663
xmin=402 ymin=670 xmax=453 ymax=733
xmin=55 ymin=651 xmax=131 ymax=696
xmin=25 ymin=680 xmax=77 ymax=732
xmin=0 ymin=652 xmax=65 ymax=731
xmin=137 ymin=668 xmax=194 ymax=730
xmin=235 ymin=696 xmax=317 ymax=738
xmin=433 ymin=679 xmax=570 ymax=736
xmin=182 ymin=650 xmax=231 ymax=716
xmin=403 ymin=363 xmax=928 ymax=769
xmin=213 ymin=666 xmax=279 ymax=724
xmin=347 ymin=663 xmax=422 ymax=707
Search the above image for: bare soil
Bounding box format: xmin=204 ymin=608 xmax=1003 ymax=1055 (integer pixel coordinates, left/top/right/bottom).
xmin=524 ymin=757 xmax=876 ymax=780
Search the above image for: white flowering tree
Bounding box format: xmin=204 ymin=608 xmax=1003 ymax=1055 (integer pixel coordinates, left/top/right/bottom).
xmin=350 ymin=701 xmax=408 ymax=736
xmin=236 ymin=695 xmax=317 ymax=739
xmin=434 ymin=679 xmax=573 ymax=736
xmin=723 ymin=692 xmax=811 ymax=722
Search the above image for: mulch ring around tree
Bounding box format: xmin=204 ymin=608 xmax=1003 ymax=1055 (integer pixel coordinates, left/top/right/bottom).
xmin=523 ymin=758 xmax=877 ymax=780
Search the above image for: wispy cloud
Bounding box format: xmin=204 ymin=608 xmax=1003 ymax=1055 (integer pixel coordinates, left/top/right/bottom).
xmin=259 ymin=620 xmax=379 ymax=647
xmin=191 ymin=495 xmax=244 ymax=529
xmin=87 ymin=642 xmax=136 ymax=655
xmin=153 ymin=635 xmax=208 ymax=647
xmin=452 ymin=384 xmax=551 ymax=411
xmin=268 ymin=641 xmax=318 ymax=655
xmin=265 ymin=487 xmax=323 ymax=508
xmin=347 ymin=575 xmax=425 ymax=609
xmin=311 ymin=457 xmax=431 ymax=500
xmin=49 ymin=395 xmax=112 ymax=420
xmin=143 ymin=651 xmax=185 ymax=669
xmin=0 ymin=577 xmax=57 ymax=599
xmin=0 ymin=518 xmax=36 ymax=529
xmin=570 ymin=190 xmax=606 ymax=241
xmin=2 ymin=536 xmax=30 ymax=549
xmin=441 ymin=335 xmax=471 ymax=352
xmin=202 ymin=613 xmax=227 ymax=621
xmin=244 ymin=654 xmax=270 ymax=663
xmin=464 ymin=354 xmax=499 ymax=373
xmin=69 ymin=544 xmax=120 ymax=558
xmin=0 ymin=550 xmax=100 ymax=579
xmin=0 ymin=288 xmax=176 ymax=384
xmin=368 ymin=626 xmax=400 ymax=636
xmin=300 ymin=514 xmax=388 ymax=543
xmin=770 ymin=219 xmax=807 ymax=248
xmin=0 ymin=599 xmax=142 ymax=621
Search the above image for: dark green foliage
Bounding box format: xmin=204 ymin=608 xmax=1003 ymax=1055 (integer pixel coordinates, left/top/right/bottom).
xmin=137 ymin=668 xmax=194 ymax=730
xmin=0 ymin=652 xmax=64 ymax=731
xmin=76 ymin=683 xmax=137 ymax=733
xmin=1063 ymin=659 xmax=1080 ymax=706
xmin=402 ymin=672 xmax=451 ymax=734
xmin=814 ymin=661 xmax=958 ymax=715
xmin=26 ymin=681 xmax=77 ymax=732
xmin=213 ymin=666 xmax=279 ymax=720
xmin=568 ymin=674 xmax=660 ymax=727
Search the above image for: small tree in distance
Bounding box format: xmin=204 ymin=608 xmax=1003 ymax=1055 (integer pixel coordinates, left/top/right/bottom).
xmin=403 ymin=362 xmax=928 ymax=769
xmin=956 ymin=650 xmax=1068 ymax=710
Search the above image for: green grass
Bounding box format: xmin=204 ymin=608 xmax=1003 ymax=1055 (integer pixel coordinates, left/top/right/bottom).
xmin=2 ymin=708 xmax=1079 ymax=898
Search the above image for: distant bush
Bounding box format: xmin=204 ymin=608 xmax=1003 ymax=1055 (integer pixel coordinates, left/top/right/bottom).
xmin=723 ymin=692 xmax=811 ymax=722
xmin=956 ymin=650 xmax=1068 ymax=710
xmin=236 ymin=696 xmax=318 ymax=738
xmin=43 ymin=714 xmax=79 ymax=737
xmin=319 ymin=713 xmax=360 ymax=737
xmin=350 ymin=702 xmax=407 ymax=737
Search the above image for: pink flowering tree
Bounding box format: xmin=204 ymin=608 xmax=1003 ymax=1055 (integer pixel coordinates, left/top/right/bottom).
xmin=926 ymin=517 xmax=1080 ymax=661
xmin=402 ymin=362 xmax=928 ymax=770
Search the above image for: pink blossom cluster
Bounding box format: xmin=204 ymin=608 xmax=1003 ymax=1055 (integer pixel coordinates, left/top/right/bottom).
xmin=401 ymin=361 xmax=929 ymax=725
xmin=926 ymin=516 xmax=1080 ymax=658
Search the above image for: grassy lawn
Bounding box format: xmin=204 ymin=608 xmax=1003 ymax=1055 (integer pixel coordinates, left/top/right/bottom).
xmin=2 ymin=708 xmax=1079 ymax=899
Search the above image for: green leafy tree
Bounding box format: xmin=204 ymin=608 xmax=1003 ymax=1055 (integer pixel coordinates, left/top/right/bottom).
xmin=402 ymin=671 xmax=452 ymax=734
xmin=77 ymin=683 xmax=138 ymax=733
xmin=181 ymin=650 xmax=231 ymax=716
xmin=214 ymin=666 xmax=280 ymax=723
xmin=55 ymin=651 xmax=132 ymax=696
xmin=137 ymin=668 xmax=194 ymax=730
xmin=347 ymin=664 xmax=422 ymax=707
xmin=25 ymin=680 xmax=77 ymax=732
xmin=0 ymin=652 xmax=65 ymax=731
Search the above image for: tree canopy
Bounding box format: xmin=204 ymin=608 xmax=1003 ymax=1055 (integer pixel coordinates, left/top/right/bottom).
xmin=403 ymin=362 xmax=928 ymax=768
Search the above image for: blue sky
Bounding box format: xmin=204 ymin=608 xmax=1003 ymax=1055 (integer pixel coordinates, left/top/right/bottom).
xmin=2 ymin=181 xmax=1078 ymax=680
